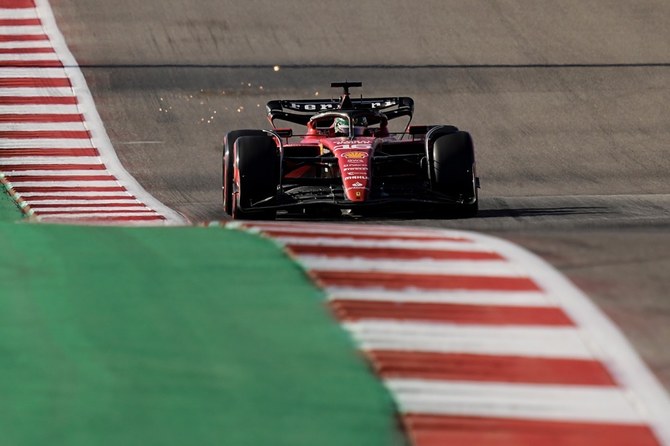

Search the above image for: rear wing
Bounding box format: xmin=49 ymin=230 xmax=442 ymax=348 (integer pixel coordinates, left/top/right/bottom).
xmin=266 ymin=97 xmax=414 ymax=126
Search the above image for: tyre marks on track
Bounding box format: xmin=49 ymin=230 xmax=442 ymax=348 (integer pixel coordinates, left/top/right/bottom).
xmin=236 ymin=221 xmax=670 ymax=446
xmin=0 ymin=0 xmax=184 ymax=224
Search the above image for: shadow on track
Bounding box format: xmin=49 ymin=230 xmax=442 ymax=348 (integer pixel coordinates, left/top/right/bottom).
xmin=270 ymin=206 xmax=611 ymax=223
xmin=475 ymin=206 xmax=610 ymax=219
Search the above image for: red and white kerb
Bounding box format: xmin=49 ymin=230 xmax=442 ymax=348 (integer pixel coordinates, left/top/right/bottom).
xmin=0 ymin=0 xmax=184 ymax=224
xmin=239 ymin=222 xmax=670 ymax=446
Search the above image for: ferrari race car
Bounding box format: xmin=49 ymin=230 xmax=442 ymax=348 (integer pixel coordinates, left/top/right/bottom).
xmin=222 ymin=82 xmax=479 ymax=220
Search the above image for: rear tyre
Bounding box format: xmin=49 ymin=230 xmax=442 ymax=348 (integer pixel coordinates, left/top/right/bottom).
xmin=432 ymin=131 xmax=478 ymax=217
xmin=223 ymin=129 xmax=267 ymax=215
xmin=231 ymin=135 xmax=279 ymax=220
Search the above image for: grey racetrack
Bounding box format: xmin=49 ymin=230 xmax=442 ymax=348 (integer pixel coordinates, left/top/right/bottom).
xmin=52 ymin=0 xmax=670 ymax=388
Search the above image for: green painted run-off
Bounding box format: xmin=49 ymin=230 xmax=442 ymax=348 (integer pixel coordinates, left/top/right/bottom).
xmin=0 ymin=197 xmax=401 ymax=445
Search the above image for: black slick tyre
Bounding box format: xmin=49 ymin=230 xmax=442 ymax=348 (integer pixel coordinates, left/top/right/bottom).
xmin=231 ymin=135 xmax=279 ymax=220
xmin=432 ymin=131 xmax=478 ymax=217
xmin=223 ymin=129 xmax=267 ymax=215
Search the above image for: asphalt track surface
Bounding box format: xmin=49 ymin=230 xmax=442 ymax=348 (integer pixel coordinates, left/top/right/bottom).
xmin=51 ymin=1 xmax=670 ymax=389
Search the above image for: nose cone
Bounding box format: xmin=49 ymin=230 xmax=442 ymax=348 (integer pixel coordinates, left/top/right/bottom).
xmin=334 ymin=144 xmax=373 ymax=202
xmin=343 ymin=175 xmax=369 ymax=201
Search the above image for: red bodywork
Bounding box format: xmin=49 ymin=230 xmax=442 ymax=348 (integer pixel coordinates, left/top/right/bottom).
xmin=327 ymin=138 xmax=374 ymax=202
xmin=280 ymin=134 xmax=378 ymax=202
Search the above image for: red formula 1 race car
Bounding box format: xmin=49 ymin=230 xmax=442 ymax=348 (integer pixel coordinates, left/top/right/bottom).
xmin=222 ymin=82 xmax=479 ymax=220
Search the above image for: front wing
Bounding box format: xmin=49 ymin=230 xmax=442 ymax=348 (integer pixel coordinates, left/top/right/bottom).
xmin=240 ymin=183 xmax=475 ymax=213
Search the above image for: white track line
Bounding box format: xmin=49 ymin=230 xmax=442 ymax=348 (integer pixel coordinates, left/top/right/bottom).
xmin=0 ymin=88 xmax=73 ymax=97
xmin=7 ymin=180 xmax=120 ymax=187
xmin=0 ymin=53 xmax=58 ymax=61
xmin=343 ymin=320 xmax=594 ymax=359
xmin=0 ymin=9 xmax=39 ymax=20
xmin=0 ymin=156 xmax=99 ymax=164
xmin=386 ymin=378 xmax=648 ymax=424
xmin=248 ymin=223 xmax=460 ymax=238
xmin=29 ymin=206 xmax=151 ymax=212
xmin=18 ymin=191 xmax=132 ymax=197
xmin=0 ymin=122 xmax=87 ymax=131
xmin=0 ymin=140 xmax=93 ymax=149
xmin=26 ymin=199 xmax=140 ymax=205
xmin=0 ymin=41 xmax=52 ymax=49
xmin=0 ymin=68 xmax=66 ymax=78
xmin=0 ymin=26 xmax=44 ymax=35
xmin=0 ymin=104 xmax=80 ymax=114
xmin=327 ymin=288 xmax=555 ymax=306
xmin=37 ymin=212 xmax=159 ymax=218
xmin=3 ymin=169 xmax=106 ymax=176
xmin=298 ymin=256 xmax=526 ymax=277
xmin=275 ymin=236 xmax=489 ymax=251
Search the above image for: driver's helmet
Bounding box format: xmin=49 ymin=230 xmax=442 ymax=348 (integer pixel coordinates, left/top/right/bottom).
xmin=333 ymin=116 xmax=369 ymax=136
xmin=334 ymin=117 xmax=349 ymax=135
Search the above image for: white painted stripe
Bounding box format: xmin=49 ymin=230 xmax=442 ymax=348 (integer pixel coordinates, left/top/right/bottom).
xmin=18 ymin=191 xmax=132 ymax=197
xmin=298 ymin=256 xmax=525 ymax=277
xmin=2 ymin=169 xmax=104 ymax=176
xmin=0 ymin=26 xmax=45 ymax=35
xmin=246 ymin=222 xmax=459 ymax=238
xmin=0 ymin=87 xmax=72 ymax=97
xmin=36 ymin=212 xmax=159 ymax=218
xmin=38 ymin=220 xmax=164 ymax=226
xmin=0 ymin=67 xmax=65 ymax=78
xmin=0 ymin=53 xmax=57 ymax=61
xmin=327 ymin=288 xmax=554 ymax=307
xmin=276 ymin=236 xmax=491 ymax=252
xmin=0 ymin=156 xmax=98 ymax=164
xmin=0 ymin=122 xmax=86 ymax=131
xmin=0 ymin=41 xmax=50 ymax=49
xmin=343 ymin=320 xmax=594 ymax=359
xmin=6 ymin=180 xmax=119 ymax=187
xmin=33 ymin=0 xmax=185 ymax=224
xmin=26 ymin=199 xmax=140 ymax=205
xmin=386 ymin=378 xmax=648 ymax=424
xmin=0 ymin=104 xmax=79 ymax=114
xmin=0 ymin=9 xmax=39 ymax=20
xmin=30 ymin=206 xmax=151 ymax=212
xmin=0 ymin=140 xmax=92 ymax=149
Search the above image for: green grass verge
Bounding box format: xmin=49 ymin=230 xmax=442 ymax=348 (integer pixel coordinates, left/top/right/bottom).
xmin=0 ymin=200 xmax=402 ymax=445
xmin=0 ymin=186 xmax=23 ymax=222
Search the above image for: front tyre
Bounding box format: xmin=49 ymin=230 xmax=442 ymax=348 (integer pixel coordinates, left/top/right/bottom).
xmin=223 ymin=129 xmax=267 ymax=215
xmin=231 ymin=135 xmax=279 ymax=220
xmin=432 ymin=131 xmax=478 ymax=217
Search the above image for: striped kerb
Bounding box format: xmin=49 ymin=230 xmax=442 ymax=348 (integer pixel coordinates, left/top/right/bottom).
xmin=239 ymin=221 xmax=670 ymax=446
xmin=0 ymin=0 xmax=175 ymax=224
